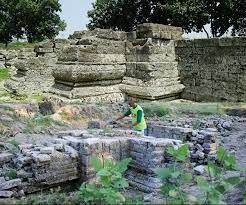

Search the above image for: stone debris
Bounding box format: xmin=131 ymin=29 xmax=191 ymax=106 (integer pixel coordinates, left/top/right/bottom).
xmin=0 ymin=153 xmax=14 ymax=164
xmin=193 ymin=165 xmax=205 ymax=175
xmin=189 ymin=129 xmax=218 ymax=165
xmin=0 ymin=179 xmax=21 ymax=191
xmin=0 ymin=178 xmax=23 ymax=198
xmin=88 ymin=121 xmax=101 ymax=129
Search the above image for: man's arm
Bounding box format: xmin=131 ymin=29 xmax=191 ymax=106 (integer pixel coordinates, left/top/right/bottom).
xmin=114 ymin=109 xmax=131 ymax=122
xmin=132 ymin=110 xmax=142 ymax=126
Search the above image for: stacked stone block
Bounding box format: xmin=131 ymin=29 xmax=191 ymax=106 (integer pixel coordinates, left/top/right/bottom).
xmin=148 ymin=122 xmax=193 ymax=140
xmin=59 ymin=134 xmax=131 ymax=181
xmin=50 ymin=29 xmax=127 ymax=103
xmin=16 ymin=144 xmax=79 ymax=194
xmin=147 ymin=123 xmax=218 ymax=166
xmin=4 ymin=40 xmax=71 ymax=95
xmin=121 ymin=23 xmax=185 ymax=100
xmin=176 ymin=37 xmax=246 ymax=102
xmin=126 ymin=137 xmax=182 ymax=193
xmin=189 ymin=128 xmax=218 ymax=165
xmin=0 ymin=152 xmax=24 ymax=198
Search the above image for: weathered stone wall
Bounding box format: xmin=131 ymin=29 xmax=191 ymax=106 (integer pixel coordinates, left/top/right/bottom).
xmin=148 ymin=122 xmax=218 ymax=165
xmin=122 ymin=23 xmax=185 ymax=100
xmin=176 ymin=37 xmax=246 ymax=102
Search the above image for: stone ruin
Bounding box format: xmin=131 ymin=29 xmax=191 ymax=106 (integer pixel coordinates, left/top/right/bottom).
xmin=0 ymin=124 xmax=220 ymax=198
xmin=50 ymin=29 xmax=127 ymax=102
xmin=122 ymin=24 xmax=184 ymax=100
xmin=3 ymin=23 xmax=185 ymax=102
xmin=1 ymin=23 xmax=245 ymax=102
xmin=4 ymin=40 xmax=70 ymax=95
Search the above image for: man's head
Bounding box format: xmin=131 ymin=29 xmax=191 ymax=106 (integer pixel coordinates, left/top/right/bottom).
xmin=128 ymin=97 xmax=137 ymax=108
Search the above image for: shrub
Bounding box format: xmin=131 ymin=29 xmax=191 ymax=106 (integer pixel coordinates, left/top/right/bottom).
xmin=0 ymin=168 xmax=17 ymax=179
xmin=0 ymin=68 xmax=10 ymax=81
xmin=196 ymin=146 xmax=244 ymax=204
xmin=141 ymin=102 xmax=170 ymax=117
xmin=155 ymin=144 xmax=193 ymax=204
xmin=76 ymin=156 xmax=133 ymax=204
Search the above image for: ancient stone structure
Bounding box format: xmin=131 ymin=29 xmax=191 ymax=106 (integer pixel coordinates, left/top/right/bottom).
xmin=122 ymin=24 xmax=184 ymax=100
xmin=176 ymin=37 xmax=246 ymax=102
xmin=2 ymin=24 xmax=246 ymax=102
xmin=50 ymin=29 xmax=127 ymax=102
xmin=148 ymin=122 xmax=218 ymax=165
xmin=0 ymin=128 xmax=182 ymax=197
xmin=49 ymin=24 xmax=184 ymax=102
xmin=4 ymin=40 xmax=70 ymax=95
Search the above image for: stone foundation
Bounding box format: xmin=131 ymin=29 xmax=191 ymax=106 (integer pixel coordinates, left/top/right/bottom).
xmin=0 ymin=128 xmax=183 ymax=197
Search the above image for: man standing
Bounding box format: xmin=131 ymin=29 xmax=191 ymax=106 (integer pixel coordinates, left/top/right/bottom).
xmin=113 ymin=98 xmax=147 ymax=136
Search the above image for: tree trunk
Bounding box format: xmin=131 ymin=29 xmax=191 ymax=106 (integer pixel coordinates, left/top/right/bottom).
xmin=203 ymin=26 xmax=210 ymax=38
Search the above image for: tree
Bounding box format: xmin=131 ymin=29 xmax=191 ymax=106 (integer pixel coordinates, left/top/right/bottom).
xmin=87 ymin=0 xmax=246 ymax=37
xmin=0 ymin=0 xmax=66 ymax=45
xmin=88 ymin=0 xmax=210 ymax=33
xmin=231 ymin=0 xmax=246 ymax=36
xmin=15 ymin=0 xmax=66 ymax=43
xmin=0 ymin=0 xmax=22 ymax=46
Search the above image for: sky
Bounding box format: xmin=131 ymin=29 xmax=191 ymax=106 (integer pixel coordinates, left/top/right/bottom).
xmin=58 ymin=0 xmax=95 ymax=38
xmin=58 ymin=0 xmax=230 ymax=39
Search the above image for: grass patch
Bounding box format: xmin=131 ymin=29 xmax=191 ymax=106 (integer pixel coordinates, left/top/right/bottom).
xmin=16 ymin=187 xmax=77 ymax=205
xmin=0 ymin=92 xmax=46 ymax=103
xmin=7 ymin=139 xmax=20 ymax=147
xmin=27 ymin=116 xmax=53 ymax=127
xmin=170 ymin=102 xmax=224 ymax=115
xmin=30 ymin=95 xmax=45 ymax=102
xmin=0 ymin=90 xmax=11 ymax=97
xmin=141 ymin=102 xmax=171 ymax=117
xmin=0 ymin=42 xmax=35 ymax=50
xmin=22 ymin=115 xmax=55 ymax=134
xmin=0 ymin=68 xmax=10 ymax=81
xmin=0 ymin=168 xmax=17 ymax=179
xmin=60 ymin=111 xmax=85 ymax=121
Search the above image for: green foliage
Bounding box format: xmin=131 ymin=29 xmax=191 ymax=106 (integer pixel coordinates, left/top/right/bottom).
xmin=0 ymin=68 xmax=10 ymax=81
xmin=125 ymin=195 xmax=143 ymax=205
xmin=155 ymin=144 xmax=194 ymax=204
xmin=0 ymin=168 xmax=17 ymax=179
xmin=0 ymin=42 xmax=35 ymax=50
xmin=7 ymin=139 xmax=20 ymax=147
xmin=27 ymin=116 xmax=53 ymax=127
xmin=196 ymin=146 xmax=243 ymax=204
xmin=77 ymin=156 xmax=133 ymax=204
xmin=0 ymin=0 xmax=66 ymax=45
xmin=88 ymin=0 xmax=245 ymax=37
xmin=172 ymin=102 xmax=224 ymax=115
xmin=141 ymin=102 xmax=170 ymax=117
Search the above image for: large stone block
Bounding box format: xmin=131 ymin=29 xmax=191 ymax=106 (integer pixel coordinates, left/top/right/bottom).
xmin=53 ymin=64 xmax=126 ymax=83
xmin=69 ymin=29 xmax=127 ymax=41
xmin=137 ymin=23 xmax=182 ymax=40
xmin=121 ymin=83 xmax=184 ymax=100
xmin=77 ymin=38 xmax=126 ymax=54
xmin=126 ymin=62 xmax=179 ymax=80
